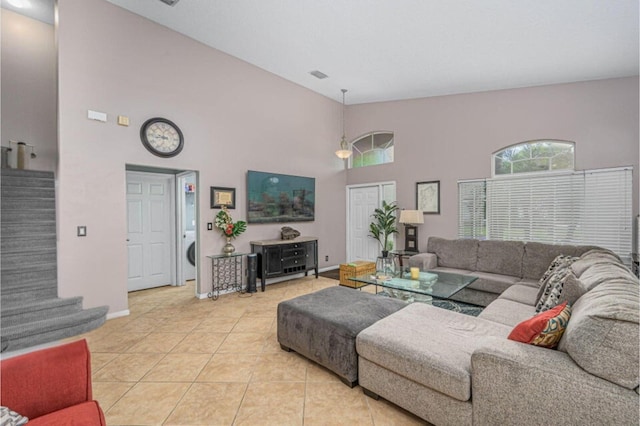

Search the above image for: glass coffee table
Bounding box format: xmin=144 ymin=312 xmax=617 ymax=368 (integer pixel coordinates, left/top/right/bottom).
xmin=348 ymin=270 xmax=477 ymax=303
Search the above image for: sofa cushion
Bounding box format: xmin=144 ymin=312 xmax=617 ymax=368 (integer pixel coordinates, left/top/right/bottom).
xmin=476 ymin=240 xmax=524 ymax=277
xmin=571 ymin=249 xmax=623 ymax=277
xmin=508 ymin=302 xmax=571 ymax=349
xmin=499 ymin=284 xmax=539 ymax=305
xmin=516 ymin=278 xmax=540 ymax=288
xmin=467 ymin=271 xmax=519 ymax=294
xmin=356 ymin=303 xmax=511 ymax=402
xmin=521 ymin=242 xmax=598 ymax=280
xmin=427 ymin=237 xmax=479 ymax=271
xmin=478 ymin=299 xmax=537 ymax=327
xmin=28 ymin=401 xmax=106 ymax=426
xmin=558 ymin=279 xmax=639 ymax=390
xmin=577 ymin=262 xmax=636 ymax=291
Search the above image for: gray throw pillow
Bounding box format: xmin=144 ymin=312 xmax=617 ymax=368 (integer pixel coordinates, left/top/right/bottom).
xmin=535 ymin=255 xmax=578 ymax=312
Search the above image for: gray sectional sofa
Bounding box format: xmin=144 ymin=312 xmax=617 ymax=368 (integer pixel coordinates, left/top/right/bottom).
xmin=356 ymin=237 xmax=639 ymax=425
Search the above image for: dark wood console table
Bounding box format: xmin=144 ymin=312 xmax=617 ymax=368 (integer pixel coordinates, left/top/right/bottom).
xmin=250 ymin=237 xmax=318 ymax=291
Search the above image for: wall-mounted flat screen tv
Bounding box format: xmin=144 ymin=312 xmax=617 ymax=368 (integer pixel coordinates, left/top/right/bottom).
xmin=247 ymin=170 xmax=315 ymax=223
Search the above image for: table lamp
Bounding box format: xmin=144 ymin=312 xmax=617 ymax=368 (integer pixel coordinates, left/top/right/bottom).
xmin=399 ymin=210 xmax=423 ymax=252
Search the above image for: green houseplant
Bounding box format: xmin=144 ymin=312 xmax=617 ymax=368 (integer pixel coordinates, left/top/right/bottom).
xmin=369 ymin=201 xmax=399 ymax=257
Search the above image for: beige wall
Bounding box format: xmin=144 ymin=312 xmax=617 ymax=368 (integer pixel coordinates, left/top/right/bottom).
xmin=1 ymin=9 xmax=57 ymax=171
xmin=346 ymin=77 xmax=640 ymax=250
xmin=57 ymin=0 xmax=346 ymax=314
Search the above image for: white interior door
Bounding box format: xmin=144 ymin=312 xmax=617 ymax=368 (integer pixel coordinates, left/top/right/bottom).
xmin=347 ymin=182 xmax=397 ymax=262
xmin=126 ymin=171 xmax=175 ymax=291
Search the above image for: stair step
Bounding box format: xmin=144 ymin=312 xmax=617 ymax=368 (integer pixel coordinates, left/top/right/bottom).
xmin=0 ymin=305 xmax=108 ymax=353
xmin=1 ymin=297 xmax=83 ymax=326
xmin=2 ymin=249 xmax=57 ymax=272
xmin=1 ymin=223 xmax=56 ymax=238
xmin=1 ymin=287 xmax=57 ymax=303
xmin=1 ymin=235 xmax=56 ymax=253
xmin=1 ymin=267 xmax=57 ymax=286
xmin=1 ymin=169 xmax=54 ymax=181
xmin=1 ymin=198 xmax=56 ymax=211
xmin=1 ymin=186 xmax=55 ymax=199
xmin=1 ymin=210 xmax=55 ymax=223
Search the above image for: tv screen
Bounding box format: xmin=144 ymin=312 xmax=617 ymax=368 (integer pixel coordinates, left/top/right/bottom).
xmin=247 ymin=170 xmax=315 ymax=223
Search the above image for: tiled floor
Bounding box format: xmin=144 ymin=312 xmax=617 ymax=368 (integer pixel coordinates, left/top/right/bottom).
xmin=69 ymin=276 xmax=427 ymax=425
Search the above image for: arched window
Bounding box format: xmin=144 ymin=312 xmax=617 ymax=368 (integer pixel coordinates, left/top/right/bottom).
xmin=350 ymin=132 xmax=394 ymax=168
xmin=492 ymin=140 xmax=575 ymax=176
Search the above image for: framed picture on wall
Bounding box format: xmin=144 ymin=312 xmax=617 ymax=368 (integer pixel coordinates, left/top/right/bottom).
xmin=211 ymin=186 xmax=236 ymax=209
xmin=416 ymin=181 xmax=440 ymax=214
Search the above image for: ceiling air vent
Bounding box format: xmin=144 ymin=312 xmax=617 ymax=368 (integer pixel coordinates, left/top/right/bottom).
xmin=159 ymin=0 xmax=180 ymax=6
xmin=309 ymin=70 xmax=329 ymax=80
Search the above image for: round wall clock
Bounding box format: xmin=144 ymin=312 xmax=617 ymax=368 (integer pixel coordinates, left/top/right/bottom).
xmin=140 ymin=117 xmax=184 ymax=158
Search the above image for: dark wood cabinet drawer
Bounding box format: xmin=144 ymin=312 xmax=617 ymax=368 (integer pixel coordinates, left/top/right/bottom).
xmin=282 ymin=248 xmax=305 ymax=258
xmin=282 ymin=257 xmax=304 ymax=269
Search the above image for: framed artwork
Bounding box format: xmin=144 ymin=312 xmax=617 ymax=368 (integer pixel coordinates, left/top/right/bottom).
xmin=210 ymin=186 xmax=236 ymax=209
xmin=416 ymin=180 xmax=440 ymax=214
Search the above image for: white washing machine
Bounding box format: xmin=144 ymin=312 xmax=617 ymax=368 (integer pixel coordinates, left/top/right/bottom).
xmin=184 ymin=230 xmax=196 ymax=281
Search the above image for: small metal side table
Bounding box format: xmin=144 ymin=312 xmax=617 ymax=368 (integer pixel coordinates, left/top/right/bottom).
xmin=207 ymin=252 xmax=246 ymax=300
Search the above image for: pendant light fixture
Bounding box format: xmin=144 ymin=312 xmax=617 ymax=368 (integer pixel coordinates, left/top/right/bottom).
xmin=335 ymin=89 xmax=352 ymax=159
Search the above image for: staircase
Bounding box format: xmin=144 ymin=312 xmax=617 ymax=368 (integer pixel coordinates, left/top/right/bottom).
xmin=1 ymin=169 xmax=108 ymax=353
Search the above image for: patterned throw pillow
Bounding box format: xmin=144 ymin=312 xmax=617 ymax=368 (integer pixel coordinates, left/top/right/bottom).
xmin=508 ymin=302 xmax=572 ymax=349
xmin=0 ymin=406 xmax=28 ymax=426
xmin=535 ymin=255 xmax=578 ymax=312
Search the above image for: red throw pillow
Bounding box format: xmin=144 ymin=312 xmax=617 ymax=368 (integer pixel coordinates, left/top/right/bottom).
xmin=508 ymin=302 xmax=572 ymax=349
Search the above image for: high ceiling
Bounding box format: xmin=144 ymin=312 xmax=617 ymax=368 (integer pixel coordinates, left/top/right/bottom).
xmin=4 ymin=0 xmax=639 ymax=104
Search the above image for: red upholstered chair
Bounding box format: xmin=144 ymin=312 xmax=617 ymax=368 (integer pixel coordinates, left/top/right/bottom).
xmin=1 ymin=339 xmax=106 ymax=425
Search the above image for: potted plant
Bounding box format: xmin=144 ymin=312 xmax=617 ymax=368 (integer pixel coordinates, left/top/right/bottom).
xmin=369 ymin=200 xmax=399 ymax=257
xmin=215 ymin=206 xmax=247 ymax=254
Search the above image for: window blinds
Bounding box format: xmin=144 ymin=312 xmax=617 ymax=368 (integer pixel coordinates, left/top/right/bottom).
xmin=458 ymin=167 xmax=633 ymax=263
xmin=458 ymin=180 xmax=486 ymax=240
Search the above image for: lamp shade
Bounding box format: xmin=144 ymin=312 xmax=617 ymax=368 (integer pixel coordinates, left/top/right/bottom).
xmin=399 ymin=210 xmax=424 ymax=225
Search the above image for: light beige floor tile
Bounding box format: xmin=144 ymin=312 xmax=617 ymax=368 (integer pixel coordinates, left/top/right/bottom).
xmin=261 ymin=332 xmax=282 ymax=353
xmin=142 ymin=353 xmax=211 ymax=382
xmin=88 ymin=331 xmax=149 ymax=353
xmin=217 ymin=332 xmax=269 ymax=354
xmin=164 ymin=382 xmax=246 ymax=426
xmin=106 ymin=381 xmax=190 ymax=425
xmin=194 ymin=316 xmax=239 ymax=333
xmin=125 ymin=332 xmax=187 ymax=353
xmin=305 ymin=361 xmax=343 ymax=384
xmin=304 ymin=382 xmax=373 ymax=425
xmin=251 ymin=352 xmax=307 ymax=382
xmin=90 ymin=352 xmax=119 ymax=373
xmin=234 ymin=382 xmax=305 ymax=425
xmin=171 ymin=332 xmax=226 ymax=353
xmin=92 ymin=381 xmax=135 ymax=412
xmin=81 ymin=278 xmax=426 ymax=425
xmin=154 ymin=317 xmax=203 ymax=333
xmin=93 ymin=352 xmax=164 ymax=382
xmin=196 ymin=353 xmax=258 ymax=383
xmin=231 ymin=316 xmax=274 ymax=333
xmin=119 ymin=316 xmax=164 ymax=333
xmin=365 ymin=396 xmax=429 ymax=426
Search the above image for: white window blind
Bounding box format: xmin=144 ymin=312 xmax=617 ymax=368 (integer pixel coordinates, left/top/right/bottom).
xmin=458 ymin=180 xmax=486 ymax=239
xmin=458 ymin=167 xmax=633 ymax=263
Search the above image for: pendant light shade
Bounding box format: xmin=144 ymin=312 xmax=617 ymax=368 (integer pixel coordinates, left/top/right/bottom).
xmin=335 ymin=89 xmax=352 ymax=159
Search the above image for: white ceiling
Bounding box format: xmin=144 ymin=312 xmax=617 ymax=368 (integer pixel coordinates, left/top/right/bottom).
xmin=4 ymin=0 xmax=639 ymax=104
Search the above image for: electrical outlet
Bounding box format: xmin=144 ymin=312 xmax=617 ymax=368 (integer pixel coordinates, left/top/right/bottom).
xmin=325 ymin=255 xmax=329 ymax=262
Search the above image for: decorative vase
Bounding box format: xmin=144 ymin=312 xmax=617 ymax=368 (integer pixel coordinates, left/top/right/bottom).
xmin=381 ymin=250 xmax=389 ymax=258
xmin=222 ymin=237 xmax=235 ymax=255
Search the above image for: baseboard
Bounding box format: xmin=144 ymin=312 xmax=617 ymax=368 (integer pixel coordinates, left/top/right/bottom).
xmin=107 ymin=309 xmax=130 ymax=320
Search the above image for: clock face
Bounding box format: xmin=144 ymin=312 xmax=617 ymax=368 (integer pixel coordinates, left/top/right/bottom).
xmin=140 ymin=118 xmax=184 ymax=157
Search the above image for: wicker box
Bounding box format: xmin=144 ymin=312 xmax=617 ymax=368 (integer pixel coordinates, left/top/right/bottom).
xmin=339 ymin=261 xmax=376 ymax=287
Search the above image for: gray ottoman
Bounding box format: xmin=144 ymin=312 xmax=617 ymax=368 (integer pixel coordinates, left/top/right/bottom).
xmin=277 ymin=286 xmax=406 ymax=387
